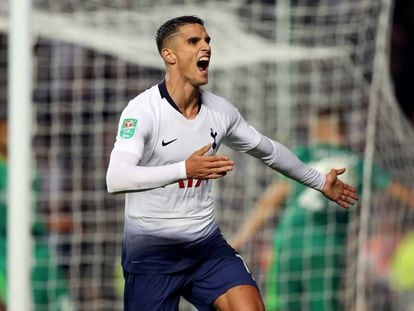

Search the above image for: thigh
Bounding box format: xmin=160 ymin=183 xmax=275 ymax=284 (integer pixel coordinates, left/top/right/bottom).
xmin=183 ymin=254 xmax=263 ymax=311
xmin=214 ymin=284 xmax=264 ymax=311
xmin=123 ymin=270 xmax=181 ymax=311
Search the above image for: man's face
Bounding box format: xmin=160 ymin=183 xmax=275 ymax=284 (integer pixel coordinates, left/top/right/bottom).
xmin=166 ymin=23 xmax=211 ymax=86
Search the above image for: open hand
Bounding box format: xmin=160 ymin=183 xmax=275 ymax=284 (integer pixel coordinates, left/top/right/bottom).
xmin=321 ymin=168 xmax=359 ymax=209
xmin=186 ymin=144 xmax=234 ymax=179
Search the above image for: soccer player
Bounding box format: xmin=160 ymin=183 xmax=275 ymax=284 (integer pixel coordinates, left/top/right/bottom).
xmin=230 ymin=108 xmax=414 ymax=311
xmin=106 ymin=16 xmax=358 ymax=311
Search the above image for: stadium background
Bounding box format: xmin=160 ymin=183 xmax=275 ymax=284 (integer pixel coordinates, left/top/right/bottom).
xmin=1 ymin=0 xmax=414 ymax=310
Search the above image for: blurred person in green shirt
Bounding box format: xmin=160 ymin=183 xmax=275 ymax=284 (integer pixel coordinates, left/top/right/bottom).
xmin=231 ymin=107 xmax=414 ymax=311
xmin=0 ymin=114 xmax=73 ymax=311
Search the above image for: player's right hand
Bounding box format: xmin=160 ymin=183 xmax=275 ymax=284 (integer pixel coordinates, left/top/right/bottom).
xmin=185 ymin=144 xmax=234 ymax=179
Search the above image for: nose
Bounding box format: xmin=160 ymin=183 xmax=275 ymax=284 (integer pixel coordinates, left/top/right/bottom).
xmin=201 ymin=40 xmax=210 ymax=52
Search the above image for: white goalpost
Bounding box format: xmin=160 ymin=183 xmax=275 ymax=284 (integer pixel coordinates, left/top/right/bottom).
xmin=7 ymin=0 xmax=33 ymax=310
xmin=1 ymin=1 xmax=414 ymax=311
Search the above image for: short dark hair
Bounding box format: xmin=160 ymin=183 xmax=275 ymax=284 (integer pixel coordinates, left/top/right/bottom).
xmin=155 ymin=16 xmax=204 ymax=54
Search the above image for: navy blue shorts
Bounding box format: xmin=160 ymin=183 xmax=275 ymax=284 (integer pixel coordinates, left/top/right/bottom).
xmin=123 ymin=254 xmax=258 ymax=311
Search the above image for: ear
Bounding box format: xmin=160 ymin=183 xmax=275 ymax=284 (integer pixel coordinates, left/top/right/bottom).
xmin=161 ymin=48 xmax=176 ymax=65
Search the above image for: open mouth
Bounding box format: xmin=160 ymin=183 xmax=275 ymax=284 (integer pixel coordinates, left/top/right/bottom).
xmin=197 ymin=57 xmax=210 ymax=73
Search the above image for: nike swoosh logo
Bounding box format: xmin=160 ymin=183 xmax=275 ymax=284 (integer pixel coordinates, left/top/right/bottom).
xmin=161 ymin=138 xmax=178 ymax=146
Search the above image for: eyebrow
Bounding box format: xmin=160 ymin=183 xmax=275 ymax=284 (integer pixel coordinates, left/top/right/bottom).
xmin=186 ymin=35 xmax=211 ymax=43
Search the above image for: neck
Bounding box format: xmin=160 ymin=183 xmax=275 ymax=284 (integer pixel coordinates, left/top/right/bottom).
xmin=165 ymin=75 xmax=200 ymax=119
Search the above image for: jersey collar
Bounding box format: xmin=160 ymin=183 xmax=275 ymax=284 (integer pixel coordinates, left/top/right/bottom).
xmin=158 ymin=80 xmax=202 ymax=114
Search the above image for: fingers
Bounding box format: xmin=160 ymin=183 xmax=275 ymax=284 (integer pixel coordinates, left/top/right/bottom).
xmin=343 ymin=187 xmax=359 ymax=201
xmin=337 ymin=200 xmax=350 ymax=209
xmin=341 ymin=194 xmax=356 ymax=205
xmin=336 ymin=194 xmax=355 ymax=209
xmin=186 ymin=146 xmax=234 ymax=179
xmin=329 ymin=167 xmax=345 ymax=177
xmin=336 ymin=184 xmax=359 ymax=209
xmin=203 ymin=158 xmax=234 ymax=168
xmin=342 ymin=183 xmax=359 ymax=201
xmin=336 ymin=167 xmax=346 ymax=175
xmin=193 ymin=143 xmax=212 ymax=156
xmin=204 ymin=171 xmax=229 ymax=179
xmin=344 ymin=183 xmax=356 ymax=192
xmin=201 ymin=161 xmax=234 ymax=177
xmin=192 ymin=170 xmax=230 ymax=180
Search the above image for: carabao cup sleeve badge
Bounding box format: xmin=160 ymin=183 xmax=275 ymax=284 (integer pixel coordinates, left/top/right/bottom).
xmin=120 ymin=118 xmax=138 ymax=139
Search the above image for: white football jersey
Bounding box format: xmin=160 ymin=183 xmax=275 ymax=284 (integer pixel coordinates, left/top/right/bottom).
xmin=112 ymin=81 xmax=261 ymax=247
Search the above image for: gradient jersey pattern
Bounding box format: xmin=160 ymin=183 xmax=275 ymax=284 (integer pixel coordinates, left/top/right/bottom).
xmin=113 ymin=81 xmax=262 ymax=273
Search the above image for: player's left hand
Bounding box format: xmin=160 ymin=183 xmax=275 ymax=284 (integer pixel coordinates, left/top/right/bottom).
xmin=321 ymin=168 xmax=359 ymax=209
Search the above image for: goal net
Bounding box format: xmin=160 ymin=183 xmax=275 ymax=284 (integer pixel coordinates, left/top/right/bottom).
xmin=1 ymin=0 xmax=414 ymax=310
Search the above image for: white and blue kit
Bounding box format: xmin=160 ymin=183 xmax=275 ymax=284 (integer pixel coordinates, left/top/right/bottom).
xmin=106 ymin=81 xmax=326 ymax=309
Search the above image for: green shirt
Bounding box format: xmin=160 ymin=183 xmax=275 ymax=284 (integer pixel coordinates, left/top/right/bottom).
xmin=0 ymin=159 xmax=72 ymax=310
xmin=265 ymin=144 xmax=392 ymax=310
xmin=277 ymin=144 xmax=391 ymax=234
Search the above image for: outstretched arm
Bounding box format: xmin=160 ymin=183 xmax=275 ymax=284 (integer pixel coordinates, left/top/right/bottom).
xmin=223 ymin=105 xmax=358 ymax=208
xmin=321 ymin=168 xmax=359 ymax=209
xmin=246 ymin=136 xmax=358 ymax=208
